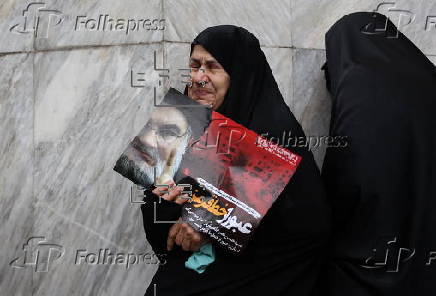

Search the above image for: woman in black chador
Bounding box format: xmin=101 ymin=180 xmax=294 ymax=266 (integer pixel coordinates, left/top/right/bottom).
xmin=319 ymin=12 xmax=436 ymax=296
xmin=141 ymin=25 xmax=331 ymax=296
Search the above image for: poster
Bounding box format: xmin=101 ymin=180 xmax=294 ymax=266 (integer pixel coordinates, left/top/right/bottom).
xmin=114 ymin=88 xmax=301 ymax=253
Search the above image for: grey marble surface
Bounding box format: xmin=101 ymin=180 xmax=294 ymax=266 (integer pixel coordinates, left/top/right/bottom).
xmin=32 ymin=209 xmax=157 ymax=295
xmin=263 ymin=47 xmax=294 ymax=109
xmin=0 ymin=53 xmax=34 ymax=296
xmin=163 ymin=42 xmax=191 ymax=93
xmin=1 ymin=0 xmax=435 ymax=295
xmin=2 ymin=0 xmax=163 ymax=52
xmin=291 ymin=0 xmax=380 ymax=49
xmin=292 ymin=49 xmax=331 ymax=169
xmin=33 ymin=0 xmax=163 ymax=50
xmin=33 ymin=44 xmax=162 ymax=252
xmin=394 ymin=0 xmax=436 ymax=56
xmin=291 ymin=0 xmax=436 ymax=55
xmin=164 ymin=0 xmax=292 ymax=46
xmin=0 ymin=0 xmax=35 ymax=53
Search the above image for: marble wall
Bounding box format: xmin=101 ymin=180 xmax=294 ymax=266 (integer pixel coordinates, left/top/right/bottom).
xmin=0 ymin=0 xmax=434 ymax=295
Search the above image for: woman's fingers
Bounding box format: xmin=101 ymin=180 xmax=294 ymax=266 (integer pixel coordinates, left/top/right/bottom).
xmin=167 ymin=219 xmax=182 ymax=251
xmin=152 ymin=184 xmax=183 ymax=202
xmin=180 ymin=224 xmax=204 ymax=251
xmin=150 ymin=178 xmax=191 ymax=204
xmin=175 ymin=223 xmax=187 ymax=246
xmin=191 ymin=231 xmax=209 ymax=252
xmin=151 ymin=180 xmax=175 ymax=196
xmin=181 ymin=234 xmax=192 ymax=251
xmin=174 ymin=193 xmax=190 ymax=204
xmin=188 ymin=232 xmax=203 ymax=251
xmin=167 ymin=220 xmax=209 ymax=252
xmin=164 ymin=186 xmax=183 ymax=201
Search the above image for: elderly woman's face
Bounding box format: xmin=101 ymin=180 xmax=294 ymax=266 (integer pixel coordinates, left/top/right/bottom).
xmin=187 ymin=45 xmax=230 ymax=110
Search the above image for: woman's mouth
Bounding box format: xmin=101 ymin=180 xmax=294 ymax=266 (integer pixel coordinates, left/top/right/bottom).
xmin=194 ymin=89 xmax=214 ymax=98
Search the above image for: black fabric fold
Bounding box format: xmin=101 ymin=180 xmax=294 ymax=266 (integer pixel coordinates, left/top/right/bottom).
xmin=140 ymin=188 xmax=183 ymax=255
xmin=319 ymin=12 xmax=436 ymax=296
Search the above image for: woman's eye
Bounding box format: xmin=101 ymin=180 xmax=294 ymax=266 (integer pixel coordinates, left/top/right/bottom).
xmin=189 ymin=62 xmax=200 ymax=68
xmin=210 ymin=63 xmax=221 ymax=69
xmin=209 ymin=63 xmax=224 ymax=72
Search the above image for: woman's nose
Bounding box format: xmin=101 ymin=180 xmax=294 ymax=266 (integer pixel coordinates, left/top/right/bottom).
xmin=191 ymin=68 xmax=209 ymax=82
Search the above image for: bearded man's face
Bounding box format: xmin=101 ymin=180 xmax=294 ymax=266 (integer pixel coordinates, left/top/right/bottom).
xmin=116 ymin=107 xmax=191 ymax=186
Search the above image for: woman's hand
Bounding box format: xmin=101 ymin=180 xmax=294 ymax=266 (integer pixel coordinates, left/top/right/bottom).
xmin=151 ymin=180 xmax=209 ymax=251
xmin=167 ymin=218 xmax=210 ymax=252
xmin=151 ymin=180 xmax=190 ymax=204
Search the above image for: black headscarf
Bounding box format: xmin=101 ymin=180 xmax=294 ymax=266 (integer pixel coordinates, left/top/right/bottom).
xmin=184 ymin=25 xmax=304 ymax=142
xmin=320 ymin=12 xmax=436 ymax=296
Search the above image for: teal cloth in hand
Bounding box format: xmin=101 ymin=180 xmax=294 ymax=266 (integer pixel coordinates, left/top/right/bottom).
xmin=184 ymin=243 xmax=216 ymax=274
